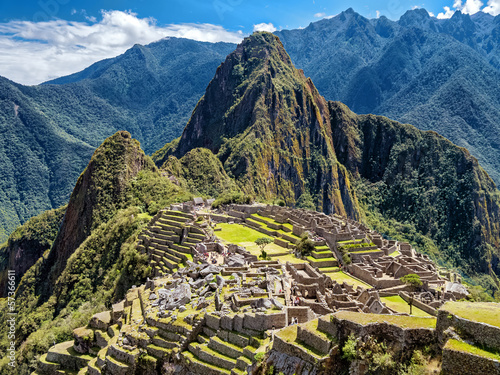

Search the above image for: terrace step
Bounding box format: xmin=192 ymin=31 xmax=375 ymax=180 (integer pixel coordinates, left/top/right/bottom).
xmin=146 ymin=343 xmax=172 ymax=360
xmin=236 ymin=356 xmax=252 ymax=371
xmin=46 ymin=341 xmax=92 ymax=371
xmin=188 ymin=342 xmax=237 ymax=371
xmin=37 ymin=353 xmax=61 ymax=374
xmin=152 ymin=335 xmax=180 ymax=349
xmin=105 ymin=355 xmax=131 ymax=375
xmin=182 ymin=351 xmax=231 ymax=375
xmin=307 ymin=257 xmax=338 ymax=268
xmin=87 ymin=358 xmax=101 ymax=375
xmin=311 ymin=250 xmax=335 ymax=259
xmin=208 ymin=336 xmax=244 ymax=359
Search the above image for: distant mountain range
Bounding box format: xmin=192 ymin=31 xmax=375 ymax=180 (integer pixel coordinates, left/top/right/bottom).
xmin=0 ymin=39 xmax=234 ymax=242
xmin=0 ymin=8 xmax=499 ymax=244
xmin=276 ymin=8 xmax=500 ymax=184
xmin=1 ymin=31 xmax=500 ymax=372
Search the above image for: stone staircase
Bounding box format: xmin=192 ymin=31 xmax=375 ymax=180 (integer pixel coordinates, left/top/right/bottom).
xmin=137 ymin=210 xmax=207 ymax=277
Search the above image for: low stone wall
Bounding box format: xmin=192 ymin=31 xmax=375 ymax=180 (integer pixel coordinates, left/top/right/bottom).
xmin=108 ymin=344 xmax=139 ymax=366
xmin=297 ymin=326 xmax=332 ymax=354
xmin=399 ymin=292 xmax=437 ymax=316
xmin=442 ymin=344 xmax=500 ymax=375
xmin=287 ymin=306 xmax=315 ymax=324
xmin=436 ymin=309 xmax=500 ymax=350
xmin=328 ymin=314 xmax=437 ymax=357
xmin=272 ymin=334 xmax=321 ymax=364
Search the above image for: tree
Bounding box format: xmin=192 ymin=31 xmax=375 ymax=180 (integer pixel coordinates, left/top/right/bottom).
xmin=296 ymin=191 xmax=315 ymax=210
xmin=400 ymin=274 xmax=423 ymax=290
xmin=255 ymin=237 xmax=273 ymax=259
xmin=296 ymin=234 xmax=315 ymax=257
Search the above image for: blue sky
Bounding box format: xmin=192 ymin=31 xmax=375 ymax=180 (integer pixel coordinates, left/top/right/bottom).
xmin=0 ymin=0 xmax=468 ymax=29
xmin=0 ymin=0 xmax=498 ymax=84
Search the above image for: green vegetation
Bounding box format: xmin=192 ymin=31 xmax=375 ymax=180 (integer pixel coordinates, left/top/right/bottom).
xmin=400 ymin=274 xmax=423 ymax=290
xmin=0 ymin=206 xmax=66 ymax=295
xmin=0 ymin=132 xmax=192 ymax=373
xmin=380 ymin=296 xmax=432 ymax=317
xmin=296 ymin=234 xmax=315 ymax=257
xmin=277 ymin=11 xmax=500 ymax=187
xmin=445 ymin=339 xmax=500 ymax=361
xmin=441 ymin=302 xmax=500 ymax=329
xmin=255 ymin=237 xmax=273 ymax=260
xmin=334 ymin=311 xmax=437 ymax=329
xmin=0 ymin=39 xmax=235 ymax=244
xmin=214 ymin=223 xmax=289 ymax=256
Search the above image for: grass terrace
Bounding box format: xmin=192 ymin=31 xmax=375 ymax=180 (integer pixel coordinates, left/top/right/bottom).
xmin=333 ymin=311 xmax=437 ymax=329
xmin=389 ymin=250 xmax=400 ymax=257
xmin=445 ymin=339 xmax=500 ymax=361
xmin=441 ymin=302 xmax=500 ymax=328
xmin=215 ymin=223 xmax=286 ymax=255
xmin=328 ymin=271 xmax=371 ymax=289
xmin=381 ymin=295 xmax=432 ymax=317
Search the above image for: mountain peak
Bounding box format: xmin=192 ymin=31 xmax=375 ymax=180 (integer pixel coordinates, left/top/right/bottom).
xmin=176 ymin=31 xmax=312 ymax=155
xmin=171 ymin=32 xmax=360 ymax=217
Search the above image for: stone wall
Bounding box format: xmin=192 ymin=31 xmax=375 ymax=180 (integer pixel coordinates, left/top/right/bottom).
xmin=442 ymin=344 xmax=500 ymax=375
xmin=287 ymin=306 xmax=315 ymax=324
xmin=399 ymin=292 xmax=437 ymax=316
xmin=436 ymin=309 xmax=500 ymax=350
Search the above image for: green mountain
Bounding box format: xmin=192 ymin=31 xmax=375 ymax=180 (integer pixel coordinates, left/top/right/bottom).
xmin=156 ymin=32 xmax=360 ymax=218
xmin=0 ymin=131 xmax=191 ymax=372
xmin=159 ymin=32 xmax=500 ymax=281
xmin=2 ymin=8 xmax=500 ymax=248
xmin=0 ymin=38 xmax=233 ymax=243
xmin=2 ymin=31 xmax=500 ymax=374
xmin=276 ymin=9 xmax=500 ymax=185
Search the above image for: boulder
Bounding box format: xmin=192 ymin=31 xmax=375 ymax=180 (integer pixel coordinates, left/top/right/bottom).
xmin=200 ymin=265 xmax=221 ymax=277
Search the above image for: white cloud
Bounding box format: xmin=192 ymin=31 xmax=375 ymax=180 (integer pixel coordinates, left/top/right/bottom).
xmin=253 ymin=22 xmax=277 ymax=33
xmin=461 ymin=0 xmax=484 ymax=13
xmin=483 ymin=0 xmax=500 ymax=15
xmin=376 ymin=10 xmax=381 ymax=18
xmin=314 ymin=12 xmax=326 ymax=18
xmin=438 ymin=6 xmax=456 ymax=18
xmin=437 ymin=0 xmax=492 ymax=18
xmin=0 ymin=10 xmax=244 ymax=85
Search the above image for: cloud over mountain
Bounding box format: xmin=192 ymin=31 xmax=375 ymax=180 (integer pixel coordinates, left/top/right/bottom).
xmin=0 ymin=10 xmax=243 ymax=85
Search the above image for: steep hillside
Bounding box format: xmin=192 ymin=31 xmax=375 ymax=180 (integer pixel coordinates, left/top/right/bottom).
xmin=0 ymin=38 xmax=234 ymax=243
xmin=276 ymin=9 xmax=500 ymax=185
xmin=0 ymin=206 xmax=65 ymax=297
xmin=163 ymin=32 xmax=360 ymax=217
xmin=45 ymin=131 xmax=155 ymax=288
xmin=161 ymin=148 xmax=239 ymax=198
xmin=159 ymin=32 xmax=500 ymax=283
xmin=0 ymin=132 xmax=190 ymax=373
xmin=330 ymin=102 xmax=500 ymax=276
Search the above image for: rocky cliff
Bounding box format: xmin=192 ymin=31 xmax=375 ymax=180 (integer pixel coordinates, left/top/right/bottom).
xmin=158 ymin=32 xmax=360 ymax=218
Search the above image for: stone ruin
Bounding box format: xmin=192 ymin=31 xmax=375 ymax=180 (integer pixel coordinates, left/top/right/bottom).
xmin=33 ymin=204 xmax=476 ymax=375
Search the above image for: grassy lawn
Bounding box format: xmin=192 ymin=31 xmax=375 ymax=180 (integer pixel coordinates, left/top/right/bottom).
xmin=328 ymin=271 xmax=371 ymax=289
xmin=271 ymin=253 xmax=305 ymax=264
xmin=381 ymin=295 xmax=432 ymax=317
xmin=389 ymin=250 xmax=400 ymax=257
xmin=441 ymin=302 xmax=500 ymax=328
xmin=215 ymin=223 xmax=289 ymax=256
xmin=334 ymin=311 xmax=437 ymax=329
xmin=445 ymin=339 xmax=500 ymax=360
